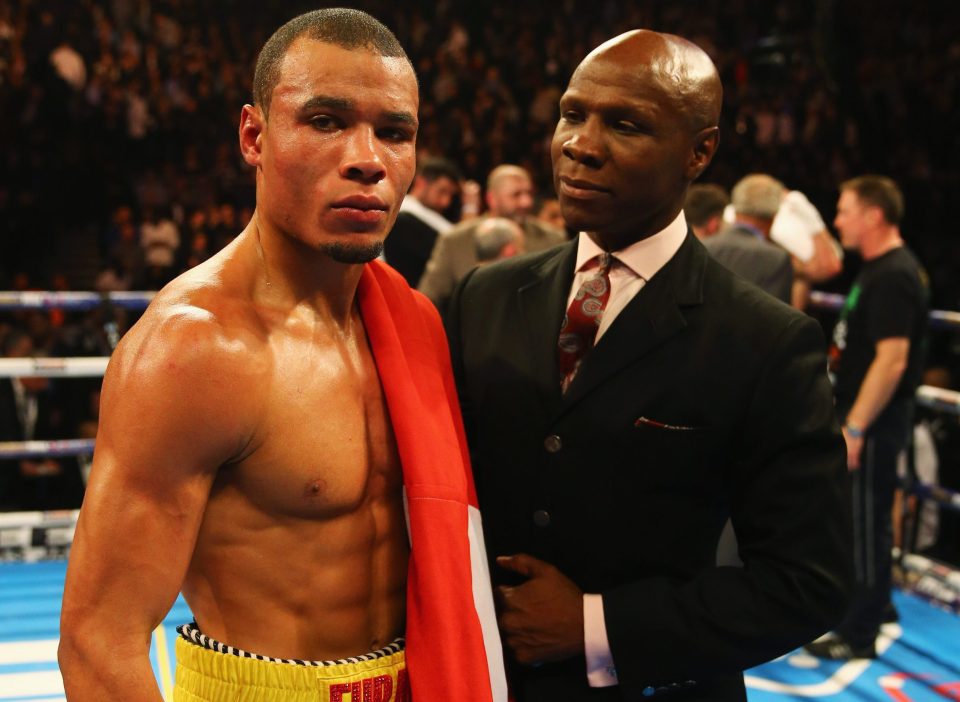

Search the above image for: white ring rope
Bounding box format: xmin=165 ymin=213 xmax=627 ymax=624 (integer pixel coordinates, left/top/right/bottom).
xmin=0 ymin=290 xmax=155 ymax=310
xmin=0 ymin=357 xmax=109 ymax=378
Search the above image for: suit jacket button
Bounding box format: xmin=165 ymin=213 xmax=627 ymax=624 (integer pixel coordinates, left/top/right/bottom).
xmin=544 ymin=435 xmax=562 ymax=453
xmin=533 ymin=510 xmax=551 ymax=527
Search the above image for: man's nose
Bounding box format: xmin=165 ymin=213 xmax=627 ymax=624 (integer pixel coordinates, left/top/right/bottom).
xmin=340 ymin=127 xmax=387 ymax=183
xmin=561 ymin=118 xmax=606 ymax=168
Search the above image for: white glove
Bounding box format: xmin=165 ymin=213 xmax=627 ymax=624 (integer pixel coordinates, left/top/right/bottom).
xmin=783 ymin=190 xmax=826 ymax=232
xmin=771 ymin=190 xmax=827 ymax=261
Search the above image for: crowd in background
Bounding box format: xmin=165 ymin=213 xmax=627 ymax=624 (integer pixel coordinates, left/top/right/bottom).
xmin=1 ymin=1 xmax=959 ymax=304
xmin=0 ymin=0 xmax=959 ymax=561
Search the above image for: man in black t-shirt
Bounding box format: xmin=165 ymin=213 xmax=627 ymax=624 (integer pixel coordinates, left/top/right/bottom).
xmin=807 ymin=175 xmax=929 ymax=660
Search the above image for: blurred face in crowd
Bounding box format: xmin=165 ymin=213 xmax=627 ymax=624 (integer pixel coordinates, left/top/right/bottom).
xmin=240 ymin=38 xmax=419 ymax=263
xmin=834 ymin=189 xmax=874 ymax=252
xmin=417 ymin=175 xmax=459 ymax=214
xmin=551 ymin=30 xmax=720 ymax=250
xmin=488 ymin=174 xmax=535 ymax=221
xmin=537 ymin=198 xmax=565 ymax=230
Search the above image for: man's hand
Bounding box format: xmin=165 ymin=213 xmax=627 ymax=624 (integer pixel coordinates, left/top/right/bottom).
xmin=842 ymin=425 xmax=863 ymax=471
xmin=496 ymin=553 xmax=585 ymax=665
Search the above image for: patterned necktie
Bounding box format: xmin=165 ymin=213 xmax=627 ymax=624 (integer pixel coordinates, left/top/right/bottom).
xmin=558 ymin=253 xmax=613 ymax=393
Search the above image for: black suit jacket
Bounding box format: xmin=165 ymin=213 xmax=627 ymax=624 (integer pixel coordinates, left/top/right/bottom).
xmin=383 ymin=211 xmax=443 ymax=287
xmin=446 ymin=234 xmax=852 ymax=701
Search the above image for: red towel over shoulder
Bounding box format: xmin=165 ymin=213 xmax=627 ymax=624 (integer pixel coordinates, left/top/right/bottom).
xmin=357 ymin=261 xmax=507 ymax=701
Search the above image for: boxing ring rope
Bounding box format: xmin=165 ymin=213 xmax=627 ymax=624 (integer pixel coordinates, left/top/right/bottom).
xmin=0 ymin=357 xmax=109 ymax=378
xmin=0 ymin=439 xmax=96 ymax=460
xmin=809 ymin=290 xmax=960 ymax=329
xmin=0 ymin=290 xmax=155 ymax=311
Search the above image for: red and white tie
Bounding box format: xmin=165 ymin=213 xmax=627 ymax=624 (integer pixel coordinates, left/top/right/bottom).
xmin=558 ymin=253 xmax=612 ymax=393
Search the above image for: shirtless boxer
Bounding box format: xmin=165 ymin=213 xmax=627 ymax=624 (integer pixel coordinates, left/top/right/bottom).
xmin=57 ymin=9 xmax=501 ymax=701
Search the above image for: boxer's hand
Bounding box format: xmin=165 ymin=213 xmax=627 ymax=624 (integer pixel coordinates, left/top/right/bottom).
xmin=496 ymin=554 xmax=584 ymax=666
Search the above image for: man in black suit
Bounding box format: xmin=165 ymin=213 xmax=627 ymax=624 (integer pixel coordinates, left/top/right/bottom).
xmin=446 ymin=30 xmax=851 ymax=701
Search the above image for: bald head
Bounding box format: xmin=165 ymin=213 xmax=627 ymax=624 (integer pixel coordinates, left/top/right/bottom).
xmin=579 ymin=30 xmax=722 ymax=133
xmin=551 ymin=29 xmax=723 ymax=248
xmin=485 ymin=165 xmax=535 ymax=221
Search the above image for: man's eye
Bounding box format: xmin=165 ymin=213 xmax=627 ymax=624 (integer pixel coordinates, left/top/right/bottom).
xmin=615 ymin=120 xmax=642 ymax=133
xmin=378 ymin=127 xmax=414 ymax=142
xmin=310 ymin=115 xmax=338 ymax=130
xmin=561 ymin=110 xmax=583 ymax=123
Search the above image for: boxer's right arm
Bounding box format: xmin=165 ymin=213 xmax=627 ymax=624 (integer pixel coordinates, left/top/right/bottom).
xmin=59 ymin=310 xmax=259 ymax=700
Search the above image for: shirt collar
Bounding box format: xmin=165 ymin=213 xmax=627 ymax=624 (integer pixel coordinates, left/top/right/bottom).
xmin=398 ymin=195 xmax=454 ymax=233
xmin=574 ymin=210 xmax=688 ymax=281
xmin=730 ymin=220 xmax=766 ymax=240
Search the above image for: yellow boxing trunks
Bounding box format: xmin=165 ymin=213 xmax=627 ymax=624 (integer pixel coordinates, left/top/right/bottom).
xmin=174 ymin=623 xmax=407 ymax=702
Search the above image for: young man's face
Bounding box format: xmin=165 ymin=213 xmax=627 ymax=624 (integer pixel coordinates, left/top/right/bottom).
xmin=418 ymin=176 xmax=458 ymax=214
xmin=246 ymin=38 xmax=419 ymax=262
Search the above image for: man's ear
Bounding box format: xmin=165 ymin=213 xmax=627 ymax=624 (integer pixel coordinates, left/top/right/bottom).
xmin=706 ymin=214 xmax=723 ymax=236
xmin=865 ymin=205 xmax=885 ymax=228
xmin=239 ymin=104 xmax=265 ymax=167
xmin=686 ymin=127 xmax=720 ymax=181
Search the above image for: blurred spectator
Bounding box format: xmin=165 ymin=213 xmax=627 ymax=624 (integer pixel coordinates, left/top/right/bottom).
xmin=474 ymin=217 xmax=524 ymax=264
xmin=418 ymin=164 xmax=565 ymax=309
xmin=685 ymin=183 xmax=730 ymax=240
xmin=139 ymin=204 xmax=179 ymax=287
xmin=0 ymin=330 xmax=84 ymax=510
xmin=384 ymin=157 xmax=462 ymax=286
xmin=211 ymin=202 xmax=240 ymax=250
xmin=704 ymin=173 xmax=793 ymax=304
xmin=811 ymin=175 xmax=929 ymax=660
xmin=535 ymin=196 xmax=566 ymax=234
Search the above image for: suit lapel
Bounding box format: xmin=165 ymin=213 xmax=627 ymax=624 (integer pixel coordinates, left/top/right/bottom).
xmin=560 ymin=233 xmax=707 ymax=413
xmin=517 ymin=241 xmax=578 ymax=410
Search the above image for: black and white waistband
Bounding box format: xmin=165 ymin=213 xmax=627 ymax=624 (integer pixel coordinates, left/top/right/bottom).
xmin=176 ymin=622 xmax=405 ymax=668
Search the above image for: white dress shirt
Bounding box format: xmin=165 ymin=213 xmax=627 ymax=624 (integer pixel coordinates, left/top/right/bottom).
xmin=398 ymin=195 xmax=455 ymax=234
xmin=569 ymin=211 xmax=688 ymax=687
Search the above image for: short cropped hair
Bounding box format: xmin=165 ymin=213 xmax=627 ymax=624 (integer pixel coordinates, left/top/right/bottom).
xmin=475 ymin=218 xmax=521 ymax=262
xmin=417 ymin=157 xmax=462 ymax=184
xmin=684 ymin=184 xmax=730 ymax=227
xmin=253 ymin=8 xmax=412 ymax=119
xmin=486 ymin=165 xmax=531 ymax=193
xmin=840 ymin=175 xmax=904 ymax=225
xmin=731 ymin=173 xmax=785 ymax=220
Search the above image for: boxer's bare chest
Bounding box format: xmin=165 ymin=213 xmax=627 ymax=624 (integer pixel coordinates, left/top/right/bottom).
xmin=223 ymin=317 xmax=402 ymax=520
